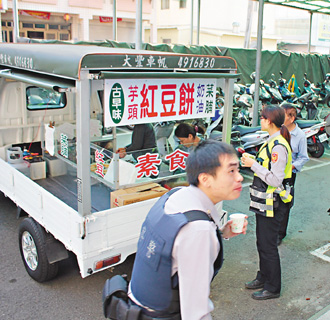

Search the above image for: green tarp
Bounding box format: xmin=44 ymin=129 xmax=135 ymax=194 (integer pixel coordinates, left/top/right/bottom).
xmin=218 ymin=47 xmax=330 ymax=89
xmin=29 ymin=39 xmax=330 ymax=88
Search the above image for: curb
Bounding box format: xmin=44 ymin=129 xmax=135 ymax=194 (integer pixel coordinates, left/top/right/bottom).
xmin=308 ymin=305 xmax=330 ymax=320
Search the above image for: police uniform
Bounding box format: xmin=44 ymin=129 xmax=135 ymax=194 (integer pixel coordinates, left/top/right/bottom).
xmin=249 ymin=131 xmax=292 ymax=294
xmin=278 ymin=124 xmax=309 ymax=241
xmin=128 ymin=185 xmax=223 ymax=320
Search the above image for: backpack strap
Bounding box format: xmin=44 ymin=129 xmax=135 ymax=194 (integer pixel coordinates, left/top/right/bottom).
xmin=183 ymin=210 xmax=212 ymax=222
xmin=183 ymin=210 xmax=224 ymax=280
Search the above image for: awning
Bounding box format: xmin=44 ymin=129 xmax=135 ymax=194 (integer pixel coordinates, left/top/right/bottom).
xmin=0 ymin=68 xmax=75 ymax=91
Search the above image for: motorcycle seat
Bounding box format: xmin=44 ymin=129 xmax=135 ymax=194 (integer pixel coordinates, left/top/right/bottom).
xmin=296 ymin=120 xmax=321 ymax=129
xmin=233 ymin=125 xmax=261 ymax=136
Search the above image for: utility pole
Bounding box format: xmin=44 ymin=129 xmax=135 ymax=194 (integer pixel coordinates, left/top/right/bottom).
xmin=135 ymin=0 xmax=142 ymax=50
xmin=113 ymin=0 xmax=117 ymax=41
xmin=12 ymin=0 xmax=19 ymax=43
xmin=252 ymin=0 xmax=264 ymax=127
xmin=190 ymin=0 xmax=194 ymax=45
xmin=244 ymin=0 xmax=254 ymax=49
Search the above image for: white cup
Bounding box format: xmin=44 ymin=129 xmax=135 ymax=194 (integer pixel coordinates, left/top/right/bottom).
xmin=243 ymin=152 xmax=255 ymax=160
xmin=229 ymin=213 xmax=246 ymax=233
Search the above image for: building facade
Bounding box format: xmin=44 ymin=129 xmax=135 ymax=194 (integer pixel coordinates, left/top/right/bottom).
xmin=1 ymin=0 xmax=152 ymax=43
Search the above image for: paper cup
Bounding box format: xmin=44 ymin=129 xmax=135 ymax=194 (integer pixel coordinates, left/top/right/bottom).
xmin=243 ymin=152 xmax=255 ymax=160
xmin=229 ymin=213 xmax=246 ymax=233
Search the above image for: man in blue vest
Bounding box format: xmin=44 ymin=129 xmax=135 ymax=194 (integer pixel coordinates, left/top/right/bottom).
xmin=128 ymin=140 xmax=247 ymax=320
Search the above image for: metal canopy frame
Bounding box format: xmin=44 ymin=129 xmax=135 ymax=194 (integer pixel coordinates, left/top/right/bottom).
xmin=0 ymin=68 xmax=75 ymax=91
xmin=258 ymin=0 xmax=330 ymax=14
xmin=250 ymin=0 xmax=330 ymax=126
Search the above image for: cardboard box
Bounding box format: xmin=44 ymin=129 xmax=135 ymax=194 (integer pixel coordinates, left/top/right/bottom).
xmin=111 ymin=183 xmax=168 ymax=208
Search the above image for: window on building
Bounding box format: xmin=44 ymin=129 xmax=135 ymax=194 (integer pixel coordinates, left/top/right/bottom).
xmin=60 ymin=33 xmax=69 ymax=41
xmin=22 ymin=23 xmax=33 ymax=29
xmin=2 ymin=30 xmax=7 ymax=42
xmin=49 ymin=24 xmax=59 ymax=30
xmin=179 ymin=0 xmax=187 ymax=8
xmin=35 ymin=24 xmax=46 ymax=29
xmin=26 ymin=87 xmax=66 ymax=111
xmin=27 ymin=31 xmax=44 ymax=39
xmin=46 ymin=33 xmax=56 ymax=40
xmin=162 ymin=38 xmax=171 ymax=44
xmin=161 ymin=0 xmax=169 ymax=10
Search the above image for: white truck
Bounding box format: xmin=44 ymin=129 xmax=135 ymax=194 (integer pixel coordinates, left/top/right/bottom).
xmin=0 ymin=43 xmax=238 ymax=282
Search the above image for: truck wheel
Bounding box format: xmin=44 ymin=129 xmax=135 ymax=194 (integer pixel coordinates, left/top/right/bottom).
xmin=18 ymin=218 xmax=58 ymax=282
xmin=309 ymin=142 xmax=324 ymax=158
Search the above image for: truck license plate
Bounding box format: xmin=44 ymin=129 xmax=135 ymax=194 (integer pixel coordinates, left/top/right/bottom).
xmin=319 ymin=133 xmax=328 ymax=143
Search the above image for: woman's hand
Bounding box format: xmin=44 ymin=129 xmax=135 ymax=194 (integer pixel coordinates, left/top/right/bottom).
xmin=241 ymin=153 xmax=256 ymax=168
xmin=116 ymin=148 xmax=127 ymax=159
xmin=220 ymin=216 xmax=248 ymax=238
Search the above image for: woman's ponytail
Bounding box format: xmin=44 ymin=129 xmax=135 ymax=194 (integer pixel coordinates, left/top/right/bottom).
xmin=280 ymin=124 xmax=291 ymax=150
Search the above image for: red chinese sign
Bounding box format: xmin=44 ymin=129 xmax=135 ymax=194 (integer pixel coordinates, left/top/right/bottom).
xmin=99 ymin=16 xmax=123 ymax=23
xmin=133 ymin=149 xmax=190 ymax=179
xmin=20 ymin=10 xmax=51 ymax=20
xmin=95 ymin=150 xmax=105 ymax=178
xmin=135 ymin=153 xmax=162 ymax=179
xmin=165 ymin=149 xmax=189 ymax=172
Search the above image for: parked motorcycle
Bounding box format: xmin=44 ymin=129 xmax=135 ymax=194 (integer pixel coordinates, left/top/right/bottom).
xmin=296 ymin=119 xmax=329 ymax=158
xmin=293 ymin=92 xmax=318 ymax=120
xmin=316 ymin=73 xmax=330 ymax=108
xmin=231 ymin=124 xmax=269 ymax=157
xmin=264 ymin=74 xmax=283 ymax=104
xmin=278 ymin=71 xmax=297 ymax=102
xmin=249 ymin=72 xmax=272 ymax=105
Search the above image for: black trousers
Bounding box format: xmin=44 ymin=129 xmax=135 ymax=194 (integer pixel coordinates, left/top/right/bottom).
xmin=255 ymin=199 xmax=286 ymax=294
xmin=278 ymin=173 xmax=297 ymax=240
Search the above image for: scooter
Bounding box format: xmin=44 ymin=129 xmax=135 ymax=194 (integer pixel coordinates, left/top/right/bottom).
xmin=249 ymin=72 xmax=272 ymax=105
xmin=233 ymin=94 xmax=253 ymax=126
xmin=264 ymin=75 xmax=283 ymax=104
xmin=316 ymin=73 xmax=330 ymax=108
xmin=231 ymin=124 xmax=269 ymax=157
xmin=278 ymin=71 xmax=297 ymax=102
xmin=293 ymin=92 xmax=318 ymax=120
xmin=296 ymin=118 xmax=330 ymax=158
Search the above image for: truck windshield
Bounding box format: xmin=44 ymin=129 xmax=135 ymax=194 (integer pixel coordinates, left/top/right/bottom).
xmin=26 ymin=86 xmax=66 ymax=110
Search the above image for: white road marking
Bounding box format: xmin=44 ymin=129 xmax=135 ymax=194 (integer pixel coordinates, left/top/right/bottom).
xmin=310 ymin=243 xmax=330 ymax=263
xmin=308 ymin=157 xmax=324 ymax=163
xmin=302 ymin=161 xmax=330 ymax=172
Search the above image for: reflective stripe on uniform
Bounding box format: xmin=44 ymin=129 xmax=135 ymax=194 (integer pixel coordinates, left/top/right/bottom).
xmin=250 ymin=187 xmax=273 ymax=199
xmin=250 ymin=200 xmax=273 ymax=212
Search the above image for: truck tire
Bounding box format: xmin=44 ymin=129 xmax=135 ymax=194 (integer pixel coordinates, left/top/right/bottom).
xmin=309 ymin=142 xmax=324 ymax=158
xmin=18 ymin=218 xmax=58 ymax=282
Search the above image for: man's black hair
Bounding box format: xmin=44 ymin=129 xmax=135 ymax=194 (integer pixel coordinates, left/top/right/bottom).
xmin=186 ymin=139 xmax=236 ymax=186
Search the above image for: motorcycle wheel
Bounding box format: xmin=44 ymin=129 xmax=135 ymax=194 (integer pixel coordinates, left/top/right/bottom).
xmin=309 ymin=142 xmax=325 ymax=158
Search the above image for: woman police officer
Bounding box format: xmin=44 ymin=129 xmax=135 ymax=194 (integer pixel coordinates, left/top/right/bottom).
xmin=241 ymin=105 xmax=292 ymax=300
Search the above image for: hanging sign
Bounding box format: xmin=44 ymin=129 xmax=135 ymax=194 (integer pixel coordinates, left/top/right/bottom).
xmin=0 ymin=0 xmax=8 ymax=11
xmin=99 ymin=16 xmax=123 ymax=23
xmin=104 ymin=78 xmax=216 ymax=127
xmin=20 ymin=10 xmax=51 ymax=20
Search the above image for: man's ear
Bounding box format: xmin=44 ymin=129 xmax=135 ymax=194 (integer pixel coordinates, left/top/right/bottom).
xmin=198 ymin=172 xmax=211 ymax=188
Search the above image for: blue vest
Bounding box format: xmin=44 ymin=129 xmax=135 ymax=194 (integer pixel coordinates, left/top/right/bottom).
xmin=130 ymin=189 xmax=223 ymax=313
